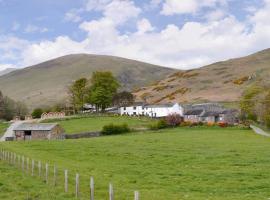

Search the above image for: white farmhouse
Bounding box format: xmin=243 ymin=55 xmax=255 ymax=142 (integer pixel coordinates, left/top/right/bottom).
xmin=120 ymin=103 xmax=184 ymax=118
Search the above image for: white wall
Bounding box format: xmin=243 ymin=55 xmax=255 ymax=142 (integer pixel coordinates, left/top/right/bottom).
xmin=120 ymin=103 xmax=184 ymax=118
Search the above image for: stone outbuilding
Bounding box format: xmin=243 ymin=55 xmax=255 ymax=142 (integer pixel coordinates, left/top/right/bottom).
xmin=13 ymin=123 xmax=64 ymax=141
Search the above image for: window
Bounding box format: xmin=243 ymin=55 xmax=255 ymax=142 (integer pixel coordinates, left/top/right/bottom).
xmin=133 ymin=107 xmax=136 ymax=110
xmin=133 ymin=112 xmax=136 ymax=115
xmin=123 ymin=107 xmax=126 ymax=110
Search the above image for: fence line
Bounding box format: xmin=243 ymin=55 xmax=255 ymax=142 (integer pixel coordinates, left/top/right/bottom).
xmin=0 ymin=148 xmax=140 ymax=199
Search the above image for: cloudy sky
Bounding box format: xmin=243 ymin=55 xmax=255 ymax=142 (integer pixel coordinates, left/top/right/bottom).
xmin=0 ymin=0 xmax=270 ymax=71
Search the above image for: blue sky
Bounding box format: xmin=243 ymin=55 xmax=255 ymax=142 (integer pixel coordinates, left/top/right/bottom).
xmin=0 ymin=0 xmax=270 ymax=71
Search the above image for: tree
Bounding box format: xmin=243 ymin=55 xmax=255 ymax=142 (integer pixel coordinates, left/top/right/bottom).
xmin=32 ymin=108 xmax=43 ymax=119
xmin=112 ymin=91 xmax=134 ymax=107
xmin=89 ymin=72 xmax=120 ymax=112
xmin=68 ymin=78 xmax=88 ymax=113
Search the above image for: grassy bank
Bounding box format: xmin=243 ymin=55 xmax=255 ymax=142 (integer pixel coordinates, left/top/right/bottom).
xmin=0 ymin=122 xmax=9 ymax=137
xmin=1 ymin=127 xmax=270 ymax=199
xmin=42 ymin=116 xmax=153 ymax=134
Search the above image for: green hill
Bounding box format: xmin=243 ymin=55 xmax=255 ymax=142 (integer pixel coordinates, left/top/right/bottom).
xmin=0 ymin=54 xmax=176 ymax=109
xmin=134 ymin=48 xmax=270 ymax=104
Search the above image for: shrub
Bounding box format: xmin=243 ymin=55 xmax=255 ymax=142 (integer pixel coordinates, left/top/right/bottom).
xmin=149 ymin=119 xmax=168 ymax=130
xmin=218 ymin=122 xmax=228 ymax=128
xmin=32 ymin=108 xmax=43 ymax=119
xmin=165 ymin=114 xmax=182 ymax=127
xmin=102 ymin=123 xmax=130 ymax=135
xmin=264 ymin=115 xmax=270 ymax=129
xmin=207 ymin=122 xmax=216 ymax=127
xmin=180 ymin=121 xmax=193 ymax=127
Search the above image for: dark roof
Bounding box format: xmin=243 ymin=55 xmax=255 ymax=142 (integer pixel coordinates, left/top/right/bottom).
xmin=201 ymin=111 xmax=220 ymax=117
xmin=146 ymin=103 xmax=175 ymax=108
xmin=184 ymin=109 xmax=204 ymax=115
xmin=13 ymin=123 xmax=58 ymax=131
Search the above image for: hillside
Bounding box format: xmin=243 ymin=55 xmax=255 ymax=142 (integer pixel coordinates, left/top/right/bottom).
xmin=0 ymin=68 xmax=16 ymax=77
xmin=0 ymin=54 xmax=176 ymax=109
xmin=134 ymin=48 xmax=270 ymax=104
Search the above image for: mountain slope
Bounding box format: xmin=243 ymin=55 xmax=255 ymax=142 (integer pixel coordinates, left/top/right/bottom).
xmin=134 ymin=48 xmax=270 ymax=104
xmin=0 ymin=54 xmax=176 ymax=108
xmin=0 ymin=68 xmax=16 ymax=77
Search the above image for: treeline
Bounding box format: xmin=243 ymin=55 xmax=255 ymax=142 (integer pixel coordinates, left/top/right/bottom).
xmin=240 ymin=80 xmax=270 ymax=128
xmin=0 ymin=91 xmax=28 ymax=121
xmin=68 ymin=71 xmax=134 ymax=113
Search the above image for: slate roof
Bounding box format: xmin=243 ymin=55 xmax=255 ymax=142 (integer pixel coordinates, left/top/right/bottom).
xmin=13 ymin=123 xmax=58 ymax=131
xmin=184 ymin=109 xmax=204 ymax=115
xmin=201 ymin=111 xmax=221 ymax=117
xmin=146 ymin=103 xmax=175 ymax=108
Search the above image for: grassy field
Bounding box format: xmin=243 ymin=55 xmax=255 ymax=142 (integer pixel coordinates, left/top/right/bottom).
xmin=43 ymin=116 xmax=153 ymax=134
xmin=0 ymin=122 xmax=9 ymax=136
xmin=1 ymin=127 xmax=270 ymax=199
xmin=0 ymin=161 xmax=75 ymax=200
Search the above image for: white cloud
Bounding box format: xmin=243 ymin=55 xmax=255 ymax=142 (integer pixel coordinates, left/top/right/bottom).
xmin=0 ymin=64 xmax=15 ymax=71
xmin=136 ymin=18 xmax=155 ymax=34
xmin=205 ymin=9 xmax=227 ymax=21
xmin=86 ymin=0 xmax=112 ymax=11
xmin=24 ymin=24 xmax=49 ymax=33
xmin=64 ymin=9 xmax=82 ymax=23
xmin=161 ymin=0 xmax=227 ymax=15
xmin=2 ymin=0 xmax=270 ymax=71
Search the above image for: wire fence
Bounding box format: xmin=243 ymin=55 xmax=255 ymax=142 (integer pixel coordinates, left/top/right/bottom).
xmin=0 ymin=148 xmax=140 ymax=200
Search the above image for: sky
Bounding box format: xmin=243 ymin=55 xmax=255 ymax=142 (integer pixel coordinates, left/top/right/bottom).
xmin=0 ymin=0 xmax=270 ymax=71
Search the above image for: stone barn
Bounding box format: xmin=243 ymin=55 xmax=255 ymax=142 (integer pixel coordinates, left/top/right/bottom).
xmin=13 ymin=123 xmax=64 ymax=141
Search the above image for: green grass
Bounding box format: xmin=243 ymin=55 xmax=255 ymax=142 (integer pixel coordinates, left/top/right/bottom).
xmin=0 ymin=161 xmax=77 ymax=200
xmin=43 ymin=116 xmax=153 ymax=134
xmin=0 ymin=122 xmax=9 ymax=137
xmin=1 ymin=127 xmax=270 ymax=199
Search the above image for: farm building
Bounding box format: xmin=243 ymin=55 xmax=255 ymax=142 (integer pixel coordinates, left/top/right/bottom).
xmin=13 ymin=123 xmax=64 ymax=141
xmin=183 ymin=103 xmax=238 ymax=124
xmin=120 ymin=103 xmax=184 ymax=118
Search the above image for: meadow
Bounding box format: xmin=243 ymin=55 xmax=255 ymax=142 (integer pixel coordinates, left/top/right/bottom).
xmin=42 ymin=115 xmax=153 ymax=134
xmin=1 ymin=127 xmax=270 ymax=200
xmin=0 ymin=121 xmax=9 ymax=136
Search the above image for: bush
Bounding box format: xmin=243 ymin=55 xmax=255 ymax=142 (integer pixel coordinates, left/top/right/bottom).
xmin=32 ymin=108 xmax=43 ymax=119
xmin=264 ymin=115 xmax=270 ymax=129
xmin=207 ymin=122 xmax=216 ymax=127
xmin=180 ymin=121 xmax=193 ymax=127
xmin=149 ymin=119 xmax=168 ymax=130
xmin=165 ymin=114 xmax=182 ymax=127
xmin=102 ymin=123 xmax=130 ymax=135
xmin=218 ymin=122 xmax=228 ymax=128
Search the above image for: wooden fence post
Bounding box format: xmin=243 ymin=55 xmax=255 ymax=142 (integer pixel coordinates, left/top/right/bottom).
xmin=134 ymin=191 xmax=139 ymax=200
xmin=17 ymin=155 xmax=20 ymax=167
xmin=75 ymin=173 xmax=79 ymax=198
xmin=90 ymin=177 xmax=94 ymax=200
xmin=26 ymin=158 xmax=29 ymax=173
xmin=64 ymin=170 xmax=68 ymax=193
xmin=38 ymin=161 xmax=41 ymax=177
xmin=109 ymin=183 xmax=114 ymax=200
xmin=45 ymin=163 xmax=49 ymax=184
xmin=31 ymin=160 xmax=35 ymax=176
xmin=21 ymin=156 xmax=24 ymax=171
xmin=13 ymin=153 xmax=16 ymax=165
xmin=53 ymin=165 xmax=57 ymax=186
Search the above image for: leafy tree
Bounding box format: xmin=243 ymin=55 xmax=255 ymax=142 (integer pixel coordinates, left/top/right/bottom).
xmin=32 ymin=108 xmax=43 ymax=119
xmin=68 ymin=78 xmax=88 ymax=113
xmin=240 ymin=85 xmax=263 ymax=121
xmin=112 ymin=91 xmax=134 ymax=107
xmin=89 ymin=72 xmax=120 ymax=112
